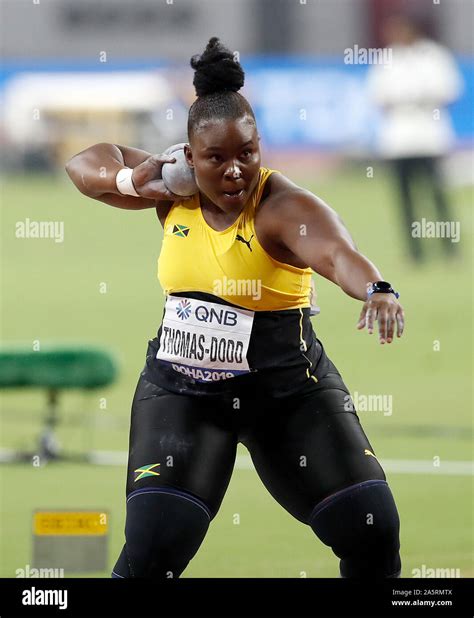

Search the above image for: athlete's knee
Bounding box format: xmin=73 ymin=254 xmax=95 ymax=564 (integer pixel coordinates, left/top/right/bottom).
xmin=112 ymin=487 xmax=211 ymax=578
xmin=308 ymin=479 xmax=401 ymax=577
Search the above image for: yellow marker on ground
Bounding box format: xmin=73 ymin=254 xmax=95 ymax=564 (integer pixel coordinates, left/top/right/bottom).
xmin=34 ymin=511 xmax=108 ymax=536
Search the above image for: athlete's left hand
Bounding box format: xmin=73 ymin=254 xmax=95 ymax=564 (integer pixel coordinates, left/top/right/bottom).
xmin=356 ymin=285 xmax=405 ymax=344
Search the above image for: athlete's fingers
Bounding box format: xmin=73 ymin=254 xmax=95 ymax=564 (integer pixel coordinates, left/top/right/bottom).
xmin=142 ymin=179 xmax=188 ymax=201
xmin=377 ymin=307 xmax=389 ymax=343
xmin=357 ymin=304 xmax=368 ymax=329
xmin=148 ymin=153 xmax=177 ymax=171
xmin=132 ymin=155 xmax=176 ymax=186
xmin=386 ymin=310 xmax=397 ymax=343
xmin=366 ymin=304 xmax=377 ymax=334
xmin=396 ymin=307 xmax=405 ymax=338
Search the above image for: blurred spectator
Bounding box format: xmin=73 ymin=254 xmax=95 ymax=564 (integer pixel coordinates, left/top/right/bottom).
xmin=368 ymin=13 xmax=464 ymax=262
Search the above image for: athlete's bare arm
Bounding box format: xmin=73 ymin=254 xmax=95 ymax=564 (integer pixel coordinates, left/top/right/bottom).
xmin=263 ymin=174 xmax=405 ymax=343
xmin=65 ymin=143 xmax=179 ymax=225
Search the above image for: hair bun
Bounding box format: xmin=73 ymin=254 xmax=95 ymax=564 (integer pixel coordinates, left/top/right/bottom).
xmin=191 ymin=37 xmax=245 ymax=97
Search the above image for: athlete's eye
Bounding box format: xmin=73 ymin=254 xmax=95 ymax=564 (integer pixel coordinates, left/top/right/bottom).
xmin=241 ymin=150 xmax=252 ymax=159
xmin=210 ymin=154 xmax=222 ymax=163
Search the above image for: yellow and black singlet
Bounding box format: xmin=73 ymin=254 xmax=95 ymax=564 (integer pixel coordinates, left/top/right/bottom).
xmin=142 ymin=167 xmax=330 ymax=397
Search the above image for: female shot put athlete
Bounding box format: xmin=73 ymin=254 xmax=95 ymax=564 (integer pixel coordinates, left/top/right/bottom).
xmin=66 ymin=38 xmax=405 ymax=578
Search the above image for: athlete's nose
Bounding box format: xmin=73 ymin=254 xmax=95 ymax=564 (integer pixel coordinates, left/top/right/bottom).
xmin=224 ymin=162 xmax=242 ymax=180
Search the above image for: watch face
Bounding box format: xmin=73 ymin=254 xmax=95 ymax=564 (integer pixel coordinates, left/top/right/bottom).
xmin=376 ymin=281 xmax=391 ymax=291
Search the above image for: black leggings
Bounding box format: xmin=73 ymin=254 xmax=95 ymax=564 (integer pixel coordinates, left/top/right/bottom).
xmin=113 ymin=362 xmax=401 ymax=578
xmin=125 ymin=369 xmax=385 ymax=522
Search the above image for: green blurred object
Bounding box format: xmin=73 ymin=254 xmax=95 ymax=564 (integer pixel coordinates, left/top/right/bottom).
xmin=0 ymin=346 xmax=117 ymax=389
xmin=0 ymin=345 xmax=118 ymax=462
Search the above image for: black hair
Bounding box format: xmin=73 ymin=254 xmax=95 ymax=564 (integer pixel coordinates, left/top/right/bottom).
xmin=187 ymin=37 xmax=256 ymax=137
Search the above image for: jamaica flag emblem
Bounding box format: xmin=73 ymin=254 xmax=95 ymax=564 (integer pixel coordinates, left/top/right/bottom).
xmin=172 ymin=224 xmax=190 ymax=237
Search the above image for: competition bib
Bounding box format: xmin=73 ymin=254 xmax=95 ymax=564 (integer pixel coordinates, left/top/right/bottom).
xmin=156 ymin=295 xmax=255 ymax=382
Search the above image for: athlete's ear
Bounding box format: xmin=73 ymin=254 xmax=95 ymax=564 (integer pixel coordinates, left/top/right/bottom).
xmin=184 ymin=144 xmax=194 ymax=169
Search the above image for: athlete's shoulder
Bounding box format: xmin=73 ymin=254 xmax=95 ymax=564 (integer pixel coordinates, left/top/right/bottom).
xmin=261 ymin=169 xmax=320 ymax=214
xmin=155 ymin=193 xmax=197 ymax=228
xmin=266 ymin=170 xmax=302 ymax=192
xmin=258 ymin=170 xmax=342 ymax=240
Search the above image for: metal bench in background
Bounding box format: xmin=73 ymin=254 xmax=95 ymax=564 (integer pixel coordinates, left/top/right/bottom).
xmin=0 ymin=345 xmax=118 ymax=464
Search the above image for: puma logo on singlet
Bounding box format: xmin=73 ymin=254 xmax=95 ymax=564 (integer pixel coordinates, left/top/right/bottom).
xmin=364 ymin=449 xmax=377 ymax=459
xmin=236 ymin=234 xmax=254 ymax=252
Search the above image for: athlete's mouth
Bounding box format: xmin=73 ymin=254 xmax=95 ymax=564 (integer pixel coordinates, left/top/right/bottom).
xmin=223 ymin=189 xmax=244 ymax=198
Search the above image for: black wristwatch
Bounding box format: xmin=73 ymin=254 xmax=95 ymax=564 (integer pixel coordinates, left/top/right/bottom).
xmin=367 ymin=281 xmax=400 ymax=299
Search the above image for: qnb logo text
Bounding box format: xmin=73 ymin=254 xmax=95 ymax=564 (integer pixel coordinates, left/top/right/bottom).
xmin=195 ymin=306 xmax=238 ymax=327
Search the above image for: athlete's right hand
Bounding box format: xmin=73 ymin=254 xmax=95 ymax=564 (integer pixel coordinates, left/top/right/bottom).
xmin=131 ymin=154 xmax=183 ymax=201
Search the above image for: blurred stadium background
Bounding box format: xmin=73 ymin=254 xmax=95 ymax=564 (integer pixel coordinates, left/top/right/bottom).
xmin=0 ymin=0 xmax=472 ymax=578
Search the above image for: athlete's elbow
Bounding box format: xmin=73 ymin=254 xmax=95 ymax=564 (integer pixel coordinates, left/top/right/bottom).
xmin=64 ymin=154 xmax=75 ymax=176
xmin=65 ymin=154 xmax=96 ymax=198
xmin=65 ymin=155 xmax=83 ymax=191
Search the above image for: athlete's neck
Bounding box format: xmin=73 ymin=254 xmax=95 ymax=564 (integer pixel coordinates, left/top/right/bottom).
xmin=199 ymin=192 xmax=244 ymax=220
